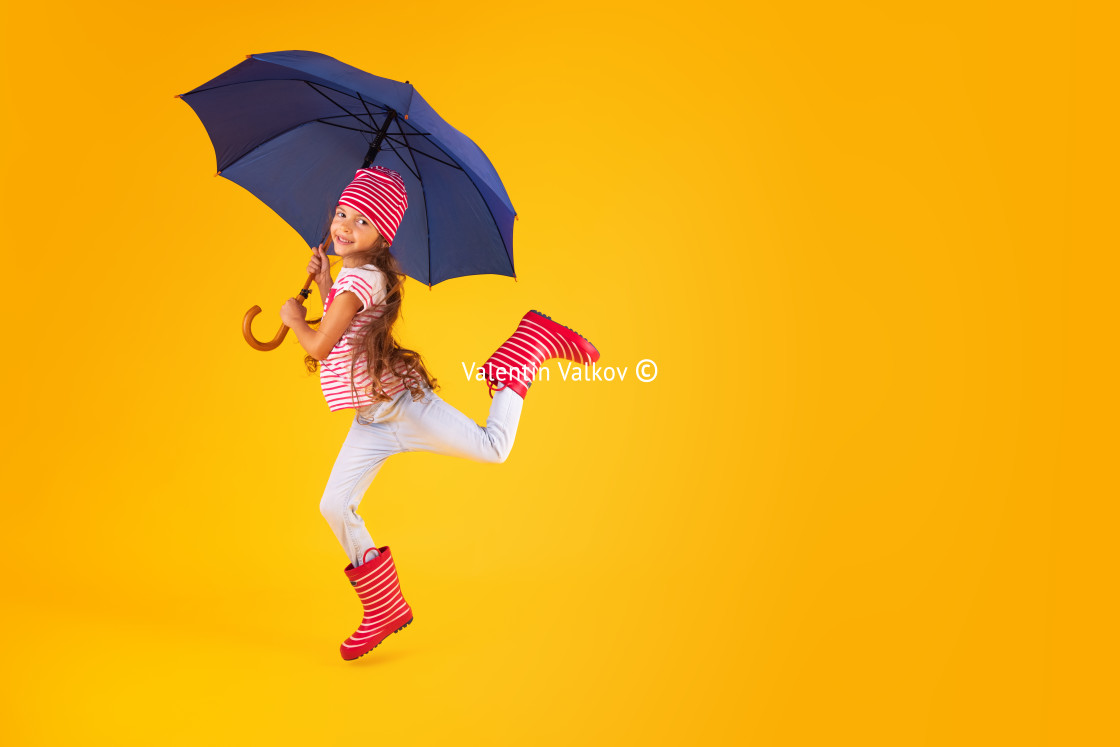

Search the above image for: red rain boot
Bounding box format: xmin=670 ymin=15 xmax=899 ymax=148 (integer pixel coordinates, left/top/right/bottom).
xmin=480 ymin=310 xmax=600 ymax=398
xmin=340 ymin=546 xmax=414 ymax=661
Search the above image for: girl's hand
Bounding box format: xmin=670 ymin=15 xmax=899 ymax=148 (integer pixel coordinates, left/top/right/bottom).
xmin=307 ymin=240 xmax=332 ymax=283
xmin=280 ymin=298 xmax=308 ymax=327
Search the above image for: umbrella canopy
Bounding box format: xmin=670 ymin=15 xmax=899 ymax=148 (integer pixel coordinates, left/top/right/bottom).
xmin=178 ymin=50 xmax=516 ymax=286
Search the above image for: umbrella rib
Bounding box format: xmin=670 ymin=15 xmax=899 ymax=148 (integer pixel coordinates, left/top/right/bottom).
xmin=316 ymin=113 xmax=382 ymax=124
xmin=317 ymin=114 xmax=430 ymax=135
xmin=307 ymin=79 xmax=389 ymax=114
xmin=314 ymin=119 xmax=378 ymax=136
xmin=356 ymin=92 xmax=381 ymax=137
xmin=382 ymin=144 xmax=422 ymax=182
xmin=304 ymin=81 xmax=382 ymax=136
xmin=388 ymin=118 xmax=422 ymax=182
xmin=382 ymin=134 xmax=464 ymax=171
xmin=393 ymin=115 xmax=476 ymax=166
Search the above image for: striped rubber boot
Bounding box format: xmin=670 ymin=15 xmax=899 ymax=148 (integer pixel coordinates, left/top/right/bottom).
xmin=479 ymin=310 xmax=600 ymax=398
xmin=340 ymin=546 xmax=414 ymax=661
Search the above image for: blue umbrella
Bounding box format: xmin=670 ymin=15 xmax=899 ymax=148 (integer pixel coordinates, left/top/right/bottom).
xmin=178 ymin=50 xmax=517 ymax=288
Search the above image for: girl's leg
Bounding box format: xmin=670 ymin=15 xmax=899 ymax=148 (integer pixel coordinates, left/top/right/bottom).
xmin=388 ymin=310 xmax=596 ymax=462
xmin=319 ymin=409 xmax=405 ymax=566
xmin=394 ymin=387 xmax=524 ymax=463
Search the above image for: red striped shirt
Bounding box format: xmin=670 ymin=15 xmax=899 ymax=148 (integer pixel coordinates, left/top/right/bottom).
xmin=319 ymin=266 xmax=410 ymax=412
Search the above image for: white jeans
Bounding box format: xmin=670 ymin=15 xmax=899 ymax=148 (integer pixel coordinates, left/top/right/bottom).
xmin=319 ymin=386 xmax=524 ymax=566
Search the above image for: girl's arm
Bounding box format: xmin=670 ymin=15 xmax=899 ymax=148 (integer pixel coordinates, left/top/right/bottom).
xmin=280 ymin=291 xmax=363 ymax=360
xmin=308 ymin=243 xmax=334 ymax=298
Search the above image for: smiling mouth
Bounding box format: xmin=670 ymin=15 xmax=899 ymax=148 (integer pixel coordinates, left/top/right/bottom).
xmin=335 ymin=236 xmax=354 ymax=245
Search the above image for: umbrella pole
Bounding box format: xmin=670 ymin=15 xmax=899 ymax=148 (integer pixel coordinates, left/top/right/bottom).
xmin=242 ymin=273 xmax=316 ymax=351
xmin=362 ymin=110 xmax=397 ymax=168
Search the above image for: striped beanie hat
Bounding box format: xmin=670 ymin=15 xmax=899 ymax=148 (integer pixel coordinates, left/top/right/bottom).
xmin=337 ymin=166 xmax=408 ymax=245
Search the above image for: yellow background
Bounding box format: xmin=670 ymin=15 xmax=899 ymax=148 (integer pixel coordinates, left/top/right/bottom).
xmin=1 ymin=1 xmax=1108 ymax=745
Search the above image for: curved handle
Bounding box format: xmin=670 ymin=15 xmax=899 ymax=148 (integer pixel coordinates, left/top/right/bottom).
xmin=242 ymin=305 xmax=290 ymax=351
xmin=242 ymin=273 xmax=316 ymax=351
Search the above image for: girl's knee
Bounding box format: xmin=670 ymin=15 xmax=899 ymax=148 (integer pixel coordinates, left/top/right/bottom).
xmin=320 ymin=493 xmax=346 ymax=527
xmin=485 ymin=440 xmax=512 ymax=464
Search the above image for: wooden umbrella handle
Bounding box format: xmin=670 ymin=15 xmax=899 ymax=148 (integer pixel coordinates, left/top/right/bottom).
xmin=242 ymin=273 xmax=316 ymax=351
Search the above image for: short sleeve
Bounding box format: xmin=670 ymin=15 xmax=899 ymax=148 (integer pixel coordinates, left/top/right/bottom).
xmin=332 ymin=268 xmax=385 ymax=312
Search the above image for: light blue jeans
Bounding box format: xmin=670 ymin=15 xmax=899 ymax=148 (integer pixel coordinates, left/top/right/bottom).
xmin=319 ymin=386 xmax=524 ymax=566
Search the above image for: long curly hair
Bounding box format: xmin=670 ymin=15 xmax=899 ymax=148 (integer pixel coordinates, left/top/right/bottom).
xmin=305 ymin=227 xmax=438 ymax=403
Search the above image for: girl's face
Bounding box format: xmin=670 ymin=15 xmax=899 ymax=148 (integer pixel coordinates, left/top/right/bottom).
xmin=332 ymin=204 xmax=382 ymax=259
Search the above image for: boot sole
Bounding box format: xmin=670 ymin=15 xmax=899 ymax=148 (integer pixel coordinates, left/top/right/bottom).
xmin=528 ymin=310 xmax=600 ymax=362
xmin=342 ymin=615 xmax=414 ymax=661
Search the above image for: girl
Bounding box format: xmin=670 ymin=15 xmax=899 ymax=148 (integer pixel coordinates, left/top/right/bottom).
xmin=278 ymin=166 xmax=600 ymax=661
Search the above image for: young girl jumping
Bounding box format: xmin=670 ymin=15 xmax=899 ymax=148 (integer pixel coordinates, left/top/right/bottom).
xmin=277 ymin=166 xmax=600 ymax=661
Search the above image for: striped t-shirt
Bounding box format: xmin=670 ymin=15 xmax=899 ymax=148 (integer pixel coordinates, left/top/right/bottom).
xmin=319 ymin=265 xmax=410 ymax=412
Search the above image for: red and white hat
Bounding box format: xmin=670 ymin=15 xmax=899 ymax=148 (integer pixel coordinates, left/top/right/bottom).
xmin=337 ymin=166 xmax=408 ymax=245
